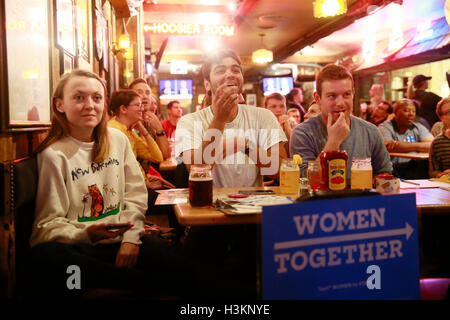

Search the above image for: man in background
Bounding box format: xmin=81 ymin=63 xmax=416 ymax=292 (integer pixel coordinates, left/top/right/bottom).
xmin=264 ymin=92 xmax=295 ymax=155
xmin=286 ymin=88 xmax=306 ymax=122
xmin=408 ymin=74 xmax=441 ymax=128
xmin=371 ymin=100 xmax=393 ymax=126
xmin=287 ymin=107 xmax=301 ymax=125
xmin=363 ymin=84 xmax=385 ymax=123
xmin=161 ymin=100 xmax=183 ymax=140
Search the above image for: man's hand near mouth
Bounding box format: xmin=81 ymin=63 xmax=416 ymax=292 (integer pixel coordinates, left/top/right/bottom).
xmin=322 ymin=112 xmax=351 ymax=153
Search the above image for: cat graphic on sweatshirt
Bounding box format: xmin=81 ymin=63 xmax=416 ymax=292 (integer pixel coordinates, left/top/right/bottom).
xmin=88 ymin=184 xmax=104 ymax=217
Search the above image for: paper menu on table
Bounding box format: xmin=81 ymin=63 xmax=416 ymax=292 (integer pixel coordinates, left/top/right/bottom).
xmin=400 ymin=179 xmax=450 ymax=190
xmin=216 ymin=195 xmax=294 ymax=215
xmin=155 ymin=188 xmax=189 ymax=205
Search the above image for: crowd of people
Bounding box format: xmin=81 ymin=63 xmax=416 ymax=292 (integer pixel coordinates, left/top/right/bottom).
xmin=264 ymin=73 xmax=449 ymax=180
xmin=27 ymin=48 xmax=450 ymax=299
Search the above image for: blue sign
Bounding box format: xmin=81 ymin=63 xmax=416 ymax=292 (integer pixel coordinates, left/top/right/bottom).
xmin=262 ymin=193 xmax=420 ymax=299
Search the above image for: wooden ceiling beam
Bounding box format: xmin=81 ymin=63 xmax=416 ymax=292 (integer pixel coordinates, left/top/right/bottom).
xmin=244 ymin=0 xmax=400 ymax=77
xmin=143 ymin=3 xmax=229 ymax=13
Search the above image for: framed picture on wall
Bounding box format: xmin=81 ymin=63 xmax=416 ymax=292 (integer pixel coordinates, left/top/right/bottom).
xmin=0 ymin=0 xmax=52 ymax=131
xmin=60 ymin=50 xmax=75 ymax=75
xmin=55 ymin=0 xmax=76 ymax=56
xmin=76 ymin=0 xmax=89 ymax=62
xmin=103 ymin=22 xmax=109 ymax=71
xmin=94 ymin=9 xmax=106 ymax=61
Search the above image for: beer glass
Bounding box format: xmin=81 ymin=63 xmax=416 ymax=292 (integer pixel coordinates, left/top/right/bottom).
xmin=280 ymin=158 xmax=300 ymax=194
xmin=189 ymin=164 xmax=213 ymax=207
xmin=350 ymin=158 xmax=373 ymax=190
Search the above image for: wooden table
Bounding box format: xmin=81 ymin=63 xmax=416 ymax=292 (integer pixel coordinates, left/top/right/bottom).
xmin=172 ymin=187 xmax=297 ymax=226
xmin=158 ymin=186 xmax=450 ymax=281
xmin=156 ymin=186 xmax=450 ymax=226
xmin=389 ymin=152 xmax=429 ymax=160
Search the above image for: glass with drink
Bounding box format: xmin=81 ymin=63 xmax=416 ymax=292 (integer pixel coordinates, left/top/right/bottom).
xmin=189 ymin=164 xmax=213 ymax=207
xmin=298 ymin=177 xmax=309 ymax=198
xmin=280 ymin=158 xmax=300 ymax=194
xmin=307 ymin=160 xmax=321 ymax=192
xmin=350 ymin=158 xmax=373 ymax=190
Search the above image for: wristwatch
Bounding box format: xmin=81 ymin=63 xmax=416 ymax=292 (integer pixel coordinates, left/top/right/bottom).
xmin=156 ymin=130 xmax=166 ymax=136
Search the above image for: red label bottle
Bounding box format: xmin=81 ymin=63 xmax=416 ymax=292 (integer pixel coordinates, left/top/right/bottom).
xmin=319 ymin=150 xmax=348 ymax=191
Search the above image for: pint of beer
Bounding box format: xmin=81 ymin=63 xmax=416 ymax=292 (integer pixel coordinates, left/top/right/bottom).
xmin=189 ymin=164 xmax=213 ymax=207
xmin=350 ymin=158 xmax=373 ymax=190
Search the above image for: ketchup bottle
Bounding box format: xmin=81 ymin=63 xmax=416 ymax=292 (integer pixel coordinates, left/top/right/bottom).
xmin=319 ymin=150 xmax=348 ymax=191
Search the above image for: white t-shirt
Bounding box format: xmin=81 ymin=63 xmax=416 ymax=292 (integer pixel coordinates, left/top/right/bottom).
xmin=175 ymin=104 xmax=287 ymax=187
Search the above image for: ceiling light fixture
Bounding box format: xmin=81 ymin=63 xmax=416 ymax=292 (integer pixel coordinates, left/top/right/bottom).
xmin=252 ymin=34 xmax=273 ymax=64
xmin=227 ymin=2 xmax=237 ymax=12
xmin=313 ymin=0 xmax=347 ymax=18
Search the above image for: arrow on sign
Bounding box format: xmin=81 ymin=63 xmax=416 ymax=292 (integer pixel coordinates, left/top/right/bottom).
xmin=274 ymin=222 xmax=414 ymax=251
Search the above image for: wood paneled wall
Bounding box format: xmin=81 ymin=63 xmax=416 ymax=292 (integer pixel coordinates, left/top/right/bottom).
xmin=0 ymin=0 xmax=132 ymax=298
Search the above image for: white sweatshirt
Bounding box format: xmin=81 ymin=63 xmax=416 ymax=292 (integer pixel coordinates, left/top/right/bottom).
xmin=30 ymin=128 xmax=148 ymax=247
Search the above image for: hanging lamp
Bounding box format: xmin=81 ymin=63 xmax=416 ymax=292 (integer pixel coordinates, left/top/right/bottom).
xmin=252 ymin=34 xmax=273 ymax=64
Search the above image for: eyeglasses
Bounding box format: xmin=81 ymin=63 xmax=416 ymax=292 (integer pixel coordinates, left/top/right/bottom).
xmin=129 ymin=103 xmax=143 ymax=109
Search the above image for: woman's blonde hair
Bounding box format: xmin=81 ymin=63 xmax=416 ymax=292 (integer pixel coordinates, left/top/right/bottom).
xmin=35 ymin=70 xmax=110 ymax=163
xmin=436 ymin=96 xmax=450 ymax=116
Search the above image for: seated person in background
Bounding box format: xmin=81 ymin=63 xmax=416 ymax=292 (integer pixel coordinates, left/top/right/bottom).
xmin=304 ymin=101 xmax=321 ymax=121
xmin=129 ymin=78 xmax=171 ymax=160
xmin=29 ymin=70 xmax=191 ymax=298
xmin=287 ymin=107 xmax=301 ymax=125
xmin=286 ymin=88 xmax=306 ymax=122
xmin=161 ymin=100 xmax=183 ymax=140
xmin=407 ymin=74 xmax=441 ymax=128
xmin=264 ymin=92 xmax=295 ymax=154
xmin=371 ymin=100 xmax=393 ymax=126
xmin=378 ymin=99 xmax=433 ymax=179
xmin=429 ymin=97 xmax=450 ymax=178
xmin=363 ymin=84 xmax=384 ymax=122
xmin=108 ymin=90 xmax=174 ymax=193
xmin=431 ymin=120 xmax=448 ymax=137
xmin=290 ymin=64 xmax=392 ymax=179
xmin=411 ymin=99 xmax=431 ymax=130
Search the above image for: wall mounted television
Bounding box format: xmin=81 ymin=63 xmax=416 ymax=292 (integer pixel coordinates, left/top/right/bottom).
xmin=159 ymin=78 xmax=193 ymax=100
xmin=262 ymin=76 xmax=294 ymax=96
